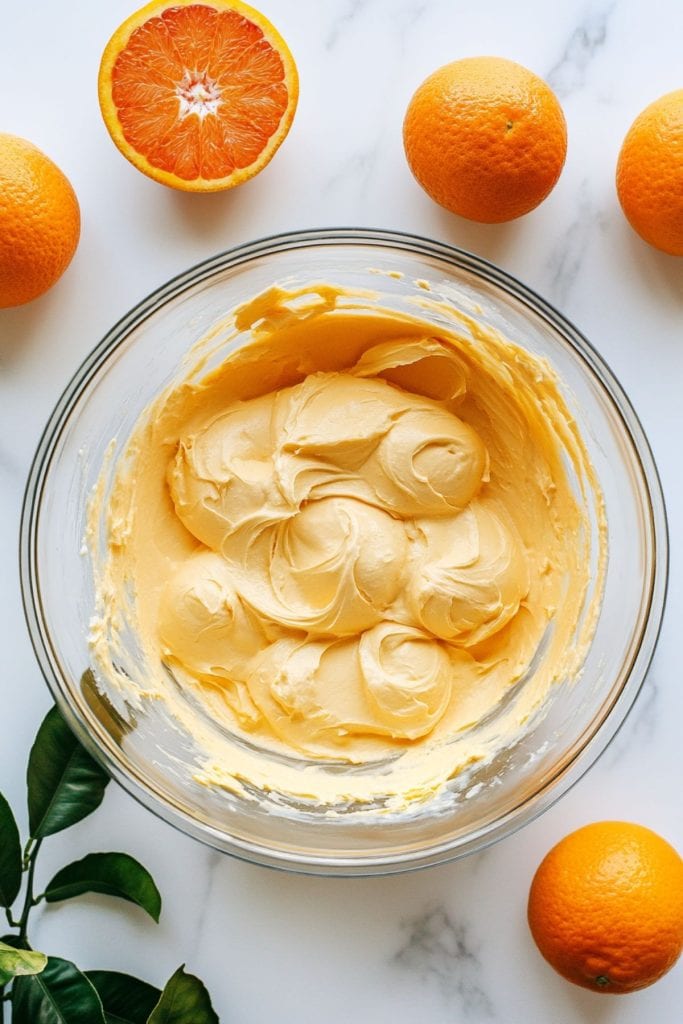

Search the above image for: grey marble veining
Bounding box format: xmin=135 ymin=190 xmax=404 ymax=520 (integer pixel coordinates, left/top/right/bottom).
xmin=192 ymin=849 xmax=223 ymax=958
xmin=325 ymin=0 xmax=430 ymax=52
xmin=324 ymin=0 xmax=367 ymax=50
xmin=546 ymin=1 xmax=616 ymax=98
xmin=395 ymin=907 xmax=494 ymax=1019
xmin=542 ymin=180 xmax=605 ymax=307
xmin=626 ymin=674 xmax=662 ymax=744
xmin=602 ymin=671 xmax=662 ymax=773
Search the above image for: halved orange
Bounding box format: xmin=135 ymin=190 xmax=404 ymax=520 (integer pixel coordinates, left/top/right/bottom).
xmin=98 ymin=0 xmax=298 ymax=192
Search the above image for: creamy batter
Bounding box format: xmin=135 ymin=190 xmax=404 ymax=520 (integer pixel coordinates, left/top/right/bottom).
xmin=89 ymin=282 xmax=605 ymax=810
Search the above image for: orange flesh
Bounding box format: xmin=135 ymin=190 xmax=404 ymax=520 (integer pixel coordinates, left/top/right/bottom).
xmin=111 ymin=4 xmax=289 ymax=180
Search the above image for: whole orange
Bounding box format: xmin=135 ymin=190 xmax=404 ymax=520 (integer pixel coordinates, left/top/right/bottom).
xmin=616 ymin=89 xmax=683 ymax=256
xmin=403 ymin=56 xmax=567 ymax=223
xmin=0 ymin=134 xmax=80 ymax=309
xmin=528 ymin=821 xmax=683 ymax=994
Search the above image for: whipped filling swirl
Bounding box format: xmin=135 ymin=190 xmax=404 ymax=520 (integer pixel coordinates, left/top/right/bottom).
xmin=159 ymin=349 xmax=528 ymax=750
xmin=90 ymin=283 xmax=602 ymax=806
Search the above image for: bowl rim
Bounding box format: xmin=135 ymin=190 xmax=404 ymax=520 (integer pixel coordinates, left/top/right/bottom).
xmin=19 ymin=227 xmax=669 ymax=876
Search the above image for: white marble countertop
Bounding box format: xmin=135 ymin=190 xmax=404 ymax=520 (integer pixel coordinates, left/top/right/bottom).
xmin=2 ymin=0 xmax=682 ymax=1020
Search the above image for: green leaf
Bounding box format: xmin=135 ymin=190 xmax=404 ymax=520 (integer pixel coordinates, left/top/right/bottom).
xmin=44 ymin=853 xmax=161 ymax=922
xmin=11 ymin=955 xmax=105 ymax=1023
xmin=86 ymin=971 xmax=161 ymax=1024
xmin=0 ymin=941 xmax=46 ymax=986
xmin=27 ymin=706 xmax=110 ymax=838
xmin=147 ymin=966 xmax=218 ymax=1024
xmin=0 ymin=790 xmax=22 ymax=908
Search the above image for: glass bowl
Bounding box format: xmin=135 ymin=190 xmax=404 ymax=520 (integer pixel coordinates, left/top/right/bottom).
xmin=20 ymin=229 xmax=667 ymax=875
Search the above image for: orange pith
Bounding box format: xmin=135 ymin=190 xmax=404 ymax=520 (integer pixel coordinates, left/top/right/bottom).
xmin=98 ymin=0 xmax=298 ymax=192
xmin=528 ymin=821 xmax=683 ymax=994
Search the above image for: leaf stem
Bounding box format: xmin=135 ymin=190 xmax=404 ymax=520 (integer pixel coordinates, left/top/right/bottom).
xmin=22 ymin=838 xmax=35 ymax=872
xmin=4 ymin=908 xmax=19 ymax=929
xmin=17 ymin=838 xmax=42 ymax=948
